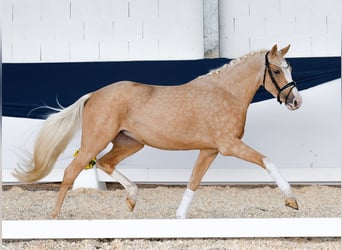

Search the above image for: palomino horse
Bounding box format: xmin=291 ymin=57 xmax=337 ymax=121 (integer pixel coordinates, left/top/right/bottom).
xmin=15 ymin=44 xmax=302 ymax=219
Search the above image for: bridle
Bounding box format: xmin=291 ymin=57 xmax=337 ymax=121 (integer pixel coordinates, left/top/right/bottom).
xmin=262 ymin=51 xmax=297 ymax=104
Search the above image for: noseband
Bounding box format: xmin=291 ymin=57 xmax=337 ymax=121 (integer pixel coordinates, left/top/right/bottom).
xmin=262 ymin=51 xmax=297 ymax=104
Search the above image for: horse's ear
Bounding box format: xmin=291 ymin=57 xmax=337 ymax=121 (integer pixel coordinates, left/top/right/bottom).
xmin=270 ymin=44 xmax=278 ymax=56
xmin=280 ymin=44 xmax=291 ymax=56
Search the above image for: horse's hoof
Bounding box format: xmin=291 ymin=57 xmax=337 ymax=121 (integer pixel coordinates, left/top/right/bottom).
xmin=126 ymin=197 xmax=136 ymax=211
xmin=285 ymin=197 xmax=299 ymax=210
xmin=50 ymin=211 xmax=59 ymax=219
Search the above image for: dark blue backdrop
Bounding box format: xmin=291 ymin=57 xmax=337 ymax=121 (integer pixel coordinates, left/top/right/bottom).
xmin=2 ymin=57 xmax=341 ymax=119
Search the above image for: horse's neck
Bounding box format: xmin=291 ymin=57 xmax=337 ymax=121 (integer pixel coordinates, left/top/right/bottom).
xmin=219 ymin=56 xmax=263 ymax=108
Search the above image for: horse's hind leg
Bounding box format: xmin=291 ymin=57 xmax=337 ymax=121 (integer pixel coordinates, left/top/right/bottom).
xmin=219 ymin=139 xmax=298 ymax=210
xmin=51 ymin=143 xmax=111 ymax=219
xmin=97 ymin=132 xmax=144 ymax=211
xmin=51 ymin=102 xmax=121 ymax=219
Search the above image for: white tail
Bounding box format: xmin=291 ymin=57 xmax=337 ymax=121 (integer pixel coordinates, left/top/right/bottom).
xmin=14 ymin=94 xmax=91 ymax=182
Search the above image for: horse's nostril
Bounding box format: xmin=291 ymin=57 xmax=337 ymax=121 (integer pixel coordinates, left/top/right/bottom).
xmin=294 ymin=100 xmax=298 ymax=107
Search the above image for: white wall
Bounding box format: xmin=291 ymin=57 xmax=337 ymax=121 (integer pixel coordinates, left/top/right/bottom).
xmin=219 ymin=0 xmax=341 ymax=57
xmin=3 ymin=0 xmax=341 ymax=62
xmin=2 ymin=0 xmax=204 ymax=62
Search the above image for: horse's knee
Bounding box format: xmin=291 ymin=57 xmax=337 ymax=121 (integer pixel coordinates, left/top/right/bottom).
xmin=219 ymin=140 xmax=265 ymax=167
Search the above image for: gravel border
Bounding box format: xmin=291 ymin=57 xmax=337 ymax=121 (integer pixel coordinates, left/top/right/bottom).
xmin=2 ymin=238 xmax=341 ymax=250
xmin=2 ymin=185 xmax=340 ymax=220
xmin=2 ymin=184 xmax=341 ymax=249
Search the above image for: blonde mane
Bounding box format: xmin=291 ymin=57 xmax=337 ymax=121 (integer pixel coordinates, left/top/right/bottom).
xmin=201 ymin=49 xmax=267 ymax=78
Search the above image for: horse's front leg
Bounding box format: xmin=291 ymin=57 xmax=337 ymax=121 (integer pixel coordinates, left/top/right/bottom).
xmin=262 ymin=157 xmax=298 ymax=209
xmin=176 ymin=149 xmax=218 ymax=219
xmin=219 ymin=139 xmax=298 ymax=210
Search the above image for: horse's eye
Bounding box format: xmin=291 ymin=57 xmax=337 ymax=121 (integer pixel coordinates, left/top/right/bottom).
xmin=273 ymin=70 xmax=280 ymax=75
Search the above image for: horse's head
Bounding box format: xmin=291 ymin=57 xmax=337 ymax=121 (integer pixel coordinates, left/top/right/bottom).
xmin=262 ymin=44 xmax=302 ymax=110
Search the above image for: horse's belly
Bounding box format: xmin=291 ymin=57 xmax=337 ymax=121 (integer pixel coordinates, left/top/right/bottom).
xmin=122 ymin=126 xmax=213 ymax=150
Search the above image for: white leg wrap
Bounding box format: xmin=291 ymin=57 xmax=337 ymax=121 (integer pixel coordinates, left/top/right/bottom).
xmin=176 ymin=188 xmax=195 ymax=219
xmin=111 ymin=169 xmax=137 ymax=201
xmin=263 ymin=157 xmax=292 ymax=197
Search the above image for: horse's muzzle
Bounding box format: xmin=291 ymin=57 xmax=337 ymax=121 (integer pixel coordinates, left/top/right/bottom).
xmin=285 ymin=87 xmax=302 ymax=110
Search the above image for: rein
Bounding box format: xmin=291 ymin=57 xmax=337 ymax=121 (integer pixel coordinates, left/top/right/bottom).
xmin=262 ymin=51 xmax=297 ymax=104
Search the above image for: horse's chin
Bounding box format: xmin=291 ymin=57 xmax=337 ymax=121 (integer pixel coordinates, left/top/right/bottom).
xmin=286 ymin=103 xmax=300 ymax=111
